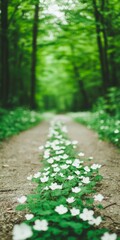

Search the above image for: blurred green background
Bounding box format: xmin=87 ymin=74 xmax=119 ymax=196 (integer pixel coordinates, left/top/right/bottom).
xmin=1 ymin=0 xmax=120 ymax=111
xmin=0 ymin=0 xmax=120 ymax=145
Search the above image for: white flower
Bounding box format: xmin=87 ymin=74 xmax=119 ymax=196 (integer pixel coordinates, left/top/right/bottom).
xmin=73 ymin=145 xmax=77 ymax=148
xmin=80 ymin=208 xmax=94 ymax=221
xmin=94 ymin=216 xmax=102 ymax=226
xmin=101 ymin=232 xmax=117 ymax=240
xmin=73 ymin=159 xmax=80 ymax=164
xmin=13 ymin=223 xmax=33 ymax=240
xmin=27 ymin=175 xmax=32 ymax=181
xmin=88 ymin=156 xmax=93 ymax=160
xmin=78 ymin=152 xmax=85 ymax=157
xmin=94 ymin=194 xmax=104 ymax=202
xmin=45 ymin=142 xmax=50 ymax=147
xmin=25 ymin=214 xmax=34 ymax=220
xmin=38 ymin=145 xmax=44 ymax=150
xmin=65 ymin=140 xmax=71 ymax=145
xmin=43 ymin=171 xmax=49 ymax=176
xmin=61 ymin=164 xmax=69 ymax=169
xmin=84 ymin=166 xmax=90 ymax=172
xmin=72 ymin=140 xmax=78 ymax=145
xmin=61 ymin=146 xmax=65 ymax=150
xmin=114 ymin=129 xmax=119 ymax=134
xmin=72 ymin=162 xmax=80 ymax=168
xmin=47 ymin=158 xmax=54 ymax=164
xmin=55 ymin=205 xmax=68 ymax=214
xmin=62 ymin=154 xmax=68 ymax=159
xmin=67 ymin=176 xmax=74 ymax=180
xmin=75 ymin=170 xmax=81 ymax=175
xmin=72 ymin=159 xmax=82 ymax=168
xmin=17 ymin=196 xmax=27 ymax=204
xmin=54 ymin=167 xmax=60 ymax=172
xmin=59 ymin=173 xmax=64 ymax=177
xmin=72 ymin=187 xmax=81 ymax=193
xmin=70 ymin=207 xmax=80 ymax=216
xmin=56 ymin=150 xmax=64 ymax=155
xmin=54 ymin=156 xmax=60 ymax=161
xmin=44 ymin=167 xmax=50 ymax=171
xmin=43 ymin=186 xmax=49 ymax=190
xmin=66 ymin=160 xmax=72 ymax=164
xmin=40 ymin=176 xmax=49 ymax=183
xmin=44 ymin=151 xmax=50 ymax=159
xmin=89 ymin=216 xmax=102 ymax=226
xmin=52 ymin=164 xmax=58 ymax=167
xmin=79 ymin=160 xmax=83 ymax=164
xmin=33 ymin=219 xmax=48 ymax=231
xmin=51 ymin=173 xmax=57 ymax=177
xmin=82 ymin=177 xmax=90 ymax=184
xmin=91 ymin=164 xmax=101 ymax=170
xmin=66 ymin=197 xmax=75 ymax=203
xmin=49 ymin=182 xmax=62 ymax=190
xmin=34 ymin=172 xmax=41 ymax=178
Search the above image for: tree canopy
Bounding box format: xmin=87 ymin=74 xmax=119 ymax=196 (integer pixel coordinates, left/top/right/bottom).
xmin=0 ymin=0 xmax=120 ymax=111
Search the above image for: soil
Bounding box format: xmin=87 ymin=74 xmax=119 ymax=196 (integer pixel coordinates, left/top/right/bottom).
xmin=0 ymin=116 xmax=120 ymax=239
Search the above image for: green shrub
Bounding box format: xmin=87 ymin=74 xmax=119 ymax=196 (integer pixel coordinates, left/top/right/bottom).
xmin=0 ymin=108 xmax=43 ymax=141
xmin=73 ymin=87 xmax=120 ymax=148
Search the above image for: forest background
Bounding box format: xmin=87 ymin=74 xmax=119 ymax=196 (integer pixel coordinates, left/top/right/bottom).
xmin=0 ymin=0 xmax=120 ymax=112
xmin=0 ymin=0 xmax=120 ymax=146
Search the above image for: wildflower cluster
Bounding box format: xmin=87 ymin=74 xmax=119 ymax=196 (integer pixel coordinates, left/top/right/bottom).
xmin=13 ymin=121 xmax=119 ymax=240
xmin=74 ymin=111 xmax=120 ymax=148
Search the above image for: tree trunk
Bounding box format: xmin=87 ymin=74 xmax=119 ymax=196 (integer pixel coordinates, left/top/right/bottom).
xmin=104 ymin=0 xmax=119 ymax=87
xmin=74 ymin=65 xmax=90 ymax=110
xmin=30 ymin=2 xmax=39 ymax=109
xmin=100 ymin=0 xmax=110 ymax=86
xmin=70 ymin=44 xmax=90 ymax=110
xmin=1 ymin=0 xmax=10 ymax=107
xmin=92 ymin=0 xmax=110 ymax=93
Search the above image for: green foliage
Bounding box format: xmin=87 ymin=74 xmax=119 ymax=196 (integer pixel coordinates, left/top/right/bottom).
xmin=73 ymin=87 xmax=120 ymax=147
xmin=0 ymin=108 xmax=42 ymax=141
xmin=1 ymin=0 xmax=120 ymax=111
xmin=14 ymin=121 xmax=118 ymax=239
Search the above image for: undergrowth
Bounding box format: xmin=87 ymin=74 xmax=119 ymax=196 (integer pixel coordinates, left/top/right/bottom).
xmin=13 ymin=120 xmax=119 ymax=240
xmin=0 ymin=108 xmax=43 ymax=141
xmin=73 ymin=88 xmax=120 ymax=148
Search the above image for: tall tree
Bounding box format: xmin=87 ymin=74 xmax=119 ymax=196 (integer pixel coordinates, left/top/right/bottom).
xmin=92 ymin=0 xmax=110 ymax=92
xmin=0 ymin=0 xmax=10 ymax=107
xmin=70 ymin=44 xmax=90 ymax=110
xmin=30 ymin=1 xmax=39 ymax=109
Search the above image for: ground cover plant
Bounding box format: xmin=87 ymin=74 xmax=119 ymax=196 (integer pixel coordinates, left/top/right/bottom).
xmin=72 ymin=111 xmax=120 ymax=148
xmin=72 ymin=88 xmax=120 ymax=148
xmin=13 ymin=120 xmax=119 ymax=240
xmin=0 ymin=108 xmax=43 ymax=141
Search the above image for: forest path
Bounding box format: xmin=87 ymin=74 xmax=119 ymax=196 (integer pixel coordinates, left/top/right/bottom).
xmin=0 ymin=121 xmax=49 ymax=240
xmin=0 ymin=116 xmax=120 ymax=239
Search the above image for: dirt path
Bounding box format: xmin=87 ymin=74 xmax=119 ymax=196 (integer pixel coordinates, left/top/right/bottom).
xmin=0 ymin=121 xmax=49 ymax=240
xmin=0 ymin=116 xmax=120 ymax=239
